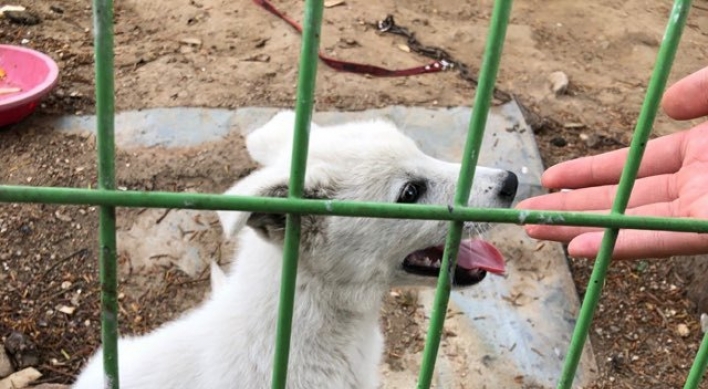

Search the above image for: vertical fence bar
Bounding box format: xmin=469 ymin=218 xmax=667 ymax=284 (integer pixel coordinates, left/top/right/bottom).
xmin=91 ymin=0 xmax=119 ymax=387
xmin=557 ymin=1 xmax=693 ymax=387
xmin=416 ymin=1 xmax=513 ymax=388
xmin=270 ymin=0 xmax=324 ymax=388
xmin=684 ymin=315 xmax=708 ymax=389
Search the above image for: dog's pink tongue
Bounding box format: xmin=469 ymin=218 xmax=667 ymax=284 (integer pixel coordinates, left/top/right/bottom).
xmin=456 ymin=239 xmax=506 ymax=275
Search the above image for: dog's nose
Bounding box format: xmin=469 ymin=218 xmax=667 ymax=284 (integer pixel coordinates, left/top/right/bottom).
xmin=498 ymin=171 xmax=518 ymax=201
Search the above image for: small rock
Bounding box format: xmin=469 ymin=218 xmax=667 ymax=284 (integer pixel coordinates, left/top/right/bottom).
xmin=3 ymin=10 xmax=41 ymax=26
xmin=179 ymin=37 xmax=202 ymax=47
xmin=548 ymin=71 xmax=569 ymax=95
xmin=338 ymin=38 xmax=359 ymax=48
xmin=580 ymin=133 xmax=601 ymax=148
xmin=444 ymin=329 xmax=457 ymax=337
xmin=0 ymin=346 xmax=13 ymax=379
xmin=324 ymin=0 xmax=345 ymax=7
xmin=179 ymin=45 xmax=195 ymax=54
xmin=4 ymin=332 xmax=40 ymax=370
xmin=253 ymin=38 xmax=269 ymax=48
xmin=70 ymin=292 xmax=81 ymax=307
xmin=550 ymin=136 xmax=567 ymax=147
xmin=0 ymin=5 xmax=25 ymax=14
xmin=677 ymin=323 xmax=690 ymax=337
xmin=563 ymin=122 xmax=585 ymax=129
xmin=57 ymin=305 xmax=75 ymax=315
xmin=54 ymin=210 xmax=72 ymax=222
xmin=0 ymin=367 xmax=41 ymax=389
xmin=243 ymin=54 xmax=270 ymax=63
xmin=49 ymin=5 xmax=64 ymax=14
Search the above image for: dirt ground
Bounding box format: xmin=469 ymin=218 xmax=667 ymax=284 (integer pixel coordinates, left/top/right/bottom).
xmin=1 ymin=0 xmax=708 ymax=387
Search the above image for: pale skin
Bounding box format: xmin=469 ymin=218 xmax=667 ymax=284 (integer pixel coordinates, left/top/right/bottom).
xmin=517 ymin=66 xmax=708 ymax=260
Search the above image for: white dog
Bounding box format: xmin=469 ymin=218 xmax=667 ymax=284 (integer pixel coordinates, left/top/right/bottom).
xmin=73 ymin=111 xmax=518 ymax=389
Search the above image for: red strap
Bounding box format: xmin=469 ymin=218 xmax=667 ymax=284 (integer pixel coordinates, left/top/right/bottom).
xmin=252 ymin=0 xmax=451 ymax=77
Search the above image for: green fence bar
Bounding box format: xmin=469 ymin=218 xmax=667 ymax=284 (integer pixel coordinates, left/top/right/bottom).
xmin=557 ymin=1 xmax=693 ymax=387
xmin=684 ymin=316 xmax=708 ymax=389
xmin=1 ymin=1 xmax=706 ymax=387
xmin=271 ymin=0 xmax=324 ymax=388
xmin=3 ymin=185 xmax=708 ymax=233
xmin=91 ymin=0 xmax=119 ymax=387
xmin=417 ymin=1 xmax=514 ymax=388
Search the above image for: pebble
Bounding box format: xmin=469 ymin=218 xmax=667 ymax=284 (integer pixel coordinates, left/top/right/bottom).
xmin=579 ymin=133 xmax=601 ymax=148
xmin=548 ymin=71 xmax=569 ymax=95
xmin=54 ymin=210 xmax=72 ymax=222
xmin=4 ymin=332 xmax=40 ymax=369
xmin=677 ymin=323 xmax=690 ymax=337
xmin=0 ymin=346 xmax=13 ymax=379
xmin=3 ymin=9 xmax=41 ymax=26
xmin=180 ymin=37 xmax=202 ymax=47
xmin=0 ymin=367 xmax=42 ymax=389
xmin=550 ymin=136 xmax=567 ymax=147
xmin=243 ymin=53 xmax=270 ymax=63
xmin=57 ymin=305 xmax=75 ymax=315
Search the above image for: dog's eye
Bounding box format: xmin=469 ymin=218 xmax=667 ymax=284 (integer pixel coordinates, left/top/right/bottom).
xmin=397 ymin=182 xmax=426 ymax=203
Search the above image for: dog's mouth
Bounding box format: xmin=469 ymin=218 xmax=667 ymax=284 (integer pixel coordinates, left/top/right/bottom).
xmin=402 ymin=239 xmax=505 ymax=286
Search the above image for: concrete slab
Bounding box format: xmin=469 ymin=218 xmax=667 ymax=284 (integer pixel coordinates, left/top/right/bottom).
xmin=33 ymin=102 xmax=596 ymax=388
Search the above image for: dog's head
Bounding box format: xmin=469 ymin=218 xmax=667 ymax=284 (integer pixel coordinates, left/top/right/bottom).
xmin=218 ymin=111 xmax=517 ymax=289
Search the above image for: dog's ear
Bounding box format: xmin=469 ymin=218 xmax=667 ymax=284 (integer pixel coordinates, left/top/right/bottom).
xmin=246 ymin=110 xmax=321 ymax=167
xmin=244 ymin=184 xmax=289 ymax=243
xmin=217 ymin=169 xmax=335 ymax=243
xmin=217 ymin=169 xmax=286 ymax=239
xmin=244 ymin=184 xmax=339 ymax=244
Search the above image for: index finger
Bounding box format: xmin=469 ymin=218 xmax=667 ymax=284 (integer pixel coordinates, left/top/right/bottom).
xmin=542 ymin=130 xmax=687 ymax=189
xmin=662 ymin=66 xmax=708 ymax=120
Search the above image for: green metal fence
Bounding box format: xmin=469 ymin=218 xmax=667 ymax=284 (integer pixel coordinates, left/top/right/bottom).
xmin=1 ymin=0 xmax=707 ymax=388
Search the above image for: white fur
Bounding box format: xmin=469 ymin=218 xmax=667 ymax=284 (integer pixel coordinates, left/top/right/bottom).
xmin=73 ymin=111 xmax=515 ymax=389
xmin=209 ymin=260 xmax=227 ymax=294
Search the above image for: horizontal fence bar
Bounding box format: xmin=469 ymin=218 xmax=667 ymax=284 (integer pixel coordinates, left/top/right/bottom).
xmin=2 ymin=185 xmax=708 ymax=232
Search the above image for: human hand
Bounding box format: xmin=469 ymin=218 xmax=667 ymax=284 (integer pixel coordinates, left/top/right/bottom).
xmin=517 ymin=66 xmax=708 ymax=260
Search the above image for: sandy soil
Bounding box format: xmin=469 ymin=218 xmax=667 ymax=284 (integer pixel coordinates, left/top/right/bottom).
xmin=2 ymin=0 xmax=708 ymax=387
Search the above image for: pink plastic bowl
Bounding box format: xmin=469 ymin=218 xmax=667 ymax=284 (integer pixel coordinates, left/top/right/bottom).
xmin=0 ymin=44 xmax=59 ymax=127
